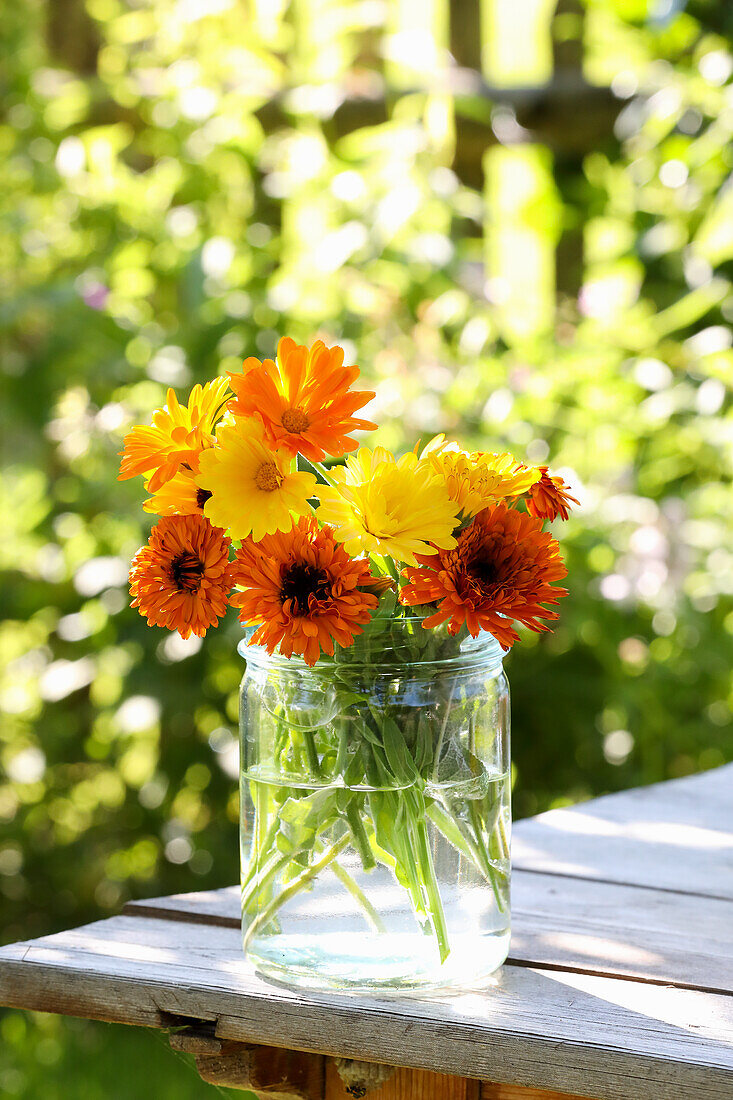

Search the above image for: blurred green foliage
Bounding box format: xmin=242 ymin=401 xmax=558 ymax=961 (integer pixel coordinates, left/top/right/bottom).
xmin=1 ymin=0 xmax=732 ymax=1093
xmin=0 ymin=1011 xmax=248 ymax=1099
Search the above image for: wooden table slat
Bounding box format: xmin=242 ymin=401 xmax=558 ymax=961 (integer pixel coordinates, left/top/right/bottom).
xmin=3 ymin=765 xmax=733 ymax=1100
xmin=512 ymin=764 xmax=733 ymax=899
xmin=123 ymin=865 xmax=733 ymax=996
xmin=0 ymin=914 xmax=731 ymax=1100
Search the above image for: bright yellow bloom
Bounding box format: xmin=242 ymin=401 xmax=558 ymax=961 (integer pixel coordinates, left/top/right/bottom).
xmin=196 ymin=418 xmax=317 ymax=541
xmin=317 ymin=447 xmax=459 ymax=565
xmin=118 ymin=377 xmax=230 ymax=492
xmin=433 ymin=450 xmax=540 ymax=517
xmin=420 ymin=435 xmax=540 ymax=518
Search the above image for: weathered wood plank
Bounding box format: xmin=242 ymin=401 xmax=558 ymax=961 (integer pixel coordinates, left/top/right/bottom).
xmin=480 ymin=1088 xmax=594 ymax=1100
xmin=509 ymin=871 xmax=733 ymax=994
xmin=123 ymin=869 xmax=733 ymax=995
xmin=0 ymin=915 xmax=731 ymax=1100
xmin=124 ymin=886 xmax=241 ymax=928
xmin=188 ymin=1042 xmax=324 ymax=1097
xmin=513 ymin=765 xmax=733 ymax=898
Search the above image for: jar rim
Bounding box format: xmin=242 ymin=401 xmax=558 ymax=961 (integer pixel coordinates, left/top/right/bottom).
xmin=238 ymin=619 xmax=505 ymax=673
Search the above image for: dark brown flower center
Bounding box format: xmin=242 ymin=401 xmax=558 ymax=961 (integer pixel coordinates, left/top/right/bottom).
xmin=196 ymin=488 xmax=212 ymax=510
xmin=466 ymin=556 xmax=499 ymax=590
xmin=281 ymin=407 xmax=310 ymax=434
xmin=171 ymin=551 xmax=205 ymax=593
xmin=280 ymin=562 xmax=330 ymax=614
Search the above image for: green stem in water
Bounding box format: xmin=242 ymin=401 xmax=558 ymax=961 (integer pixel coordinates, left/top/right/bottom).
xmin=241 ymin=849 xmax=292 ymax=914
xmin=243 ymin=834 xmax=350 ymax=952
xmin=431 ymin=677 xmax=457 ymax=782
xmin=302 ymin=729 xmax=322 ymax=777
xmin=326 ymin=856 xmax=387 ymax=934
xmin=428 ymin=802 xmax=508 ymax=915
xmin=242 ymin=804 xmax=281 ymax=890
xmin=427 ymin=802 xmax=484 ymax=867
xmin=497 ymin=809 xmax=511 ymax=863
xmin=471 ymin=801 xmax=509 ymax=914
xmin=346 ymin=800 xmax=376 ymax=871
xmin=413 ymin=811 xmax=450 ymax=963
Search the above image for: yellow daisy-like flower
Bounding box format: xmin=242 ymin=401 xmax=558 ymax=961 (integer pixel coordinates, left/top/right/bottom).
xmin=317 ymin=447 xmax=459 ymax=565
xmin=196 ymin=418 xmax=317 ymax=541
xmin=420 ymin=435 xmax=540 ymax=518
xmin=433 ymin=450 xmax=540 ymax=517
xmin=118 ymin=377 xmax=230 ymax=492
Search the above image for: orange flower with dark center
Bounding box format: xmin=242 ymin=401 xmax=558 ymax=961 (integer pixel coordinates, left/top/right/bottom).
xmin=526 ymin=466 xmax=579 ymax=522
xmin=227 ymin=337 xmax=376 ymax=462
xmin=231 ymin=516 xmax=379 ymax=665
xmin=129 ymin=514 xmax=234 ymax=639
xmin=400 ymin=503 xmax=568 ymax=650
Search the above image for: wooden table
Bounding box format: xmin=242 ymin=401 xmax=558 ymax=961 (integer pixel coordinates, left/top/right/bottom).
xmin=1 ymin=765 xmax=732 ymax=1100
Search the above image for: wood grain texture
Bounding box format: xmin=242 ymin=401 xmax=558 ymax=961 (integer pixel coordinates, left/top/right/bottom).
xmin=169 ymin=1034 xmax=324 ymax=1097
xmin=169 ymin=1026 xmax=225 ymax=1054
xmin=481 ymin=1087 xmax=594 ymax=1100
xmin=508 ymin=870 xmax=733 ymax=994
xmin=124 ymin=868 xmax=733 ymax=995
xmin=512 ymin=764 xmax=733 ymax=898
xmin=194 ymin=1044 xmax=324 ymax=1098
xmin=194 ymin=1043 xmax=261 ymax=1090
xmin=0 ymin=914 xmax=732 ymax=1100
xmin=244 ymin=1046 xmax=324 ymax=1100
xmin=326 ymin=1060 xmax=479 ymax=1099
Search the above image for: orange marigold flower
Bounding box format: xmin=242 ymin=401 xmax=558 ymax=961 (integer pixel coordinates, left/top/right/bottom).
xmin=231 ymin=516 xmax=379 ymax=666
xmin=400 ymin=503 xmax=568 ymax=650
xmin=227 ymin=337 xmax=376 ymax=462
xmin=119 ymin=377 xmax=230 ymax=492
xmin=526 ymin=466 xmax=579 ymax=522
xmin=129 ymin=514 xmax=234 ymax=639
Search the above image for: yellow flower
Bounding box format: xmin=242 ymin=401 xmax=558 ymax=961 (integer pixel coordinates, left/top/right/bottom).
xmin=317 ymin=447 xmax=459 ymax=565
xmin=420 ymin=435 xmax=540 ymax=518
xmin=143 ymin=468 xmax=211 ymax=517
xmin=196 ymin=418 xmax=317 ymax=541
xmin=118 ymin=377 xmax=230 ymax=492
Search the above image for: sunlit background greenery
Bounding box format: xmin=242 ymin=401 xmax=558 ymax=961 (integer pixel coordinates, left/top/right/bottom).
xmin=2 ymin=0 xmax=732 ymax=1093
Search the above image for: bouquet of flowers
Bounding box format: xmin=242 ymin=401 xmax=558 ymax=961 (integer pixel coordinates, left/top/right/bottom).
xmin=120 ymin=337 xmax=575 ymax=971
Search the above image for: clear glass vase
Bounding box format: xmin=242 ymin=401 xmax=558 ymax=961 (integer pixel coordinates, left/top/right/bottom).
xmin=238 ymin=616 xmax=511 ymax=993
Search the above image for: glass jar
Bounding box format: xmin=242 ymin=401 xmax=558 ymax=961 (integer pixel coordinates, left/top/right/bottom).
xmin=239 ymin=616 xmax=510 ymax=993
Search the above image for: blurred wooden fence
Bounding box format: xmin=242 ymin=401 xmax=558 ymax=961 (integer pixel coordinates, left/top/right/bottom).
xmin=252 ymin=0 xmax=620 ymax=341
xmin=47 ymin=0 xmax=623 ymax=343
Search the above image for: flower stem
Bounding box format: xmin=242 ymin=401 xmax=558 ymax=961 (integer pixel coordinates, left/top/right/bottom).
xmin=381 ymin=556 xmax=401 ymax=584
xmin=346 ymin=800 xmax=376 ymax=870
xmin=327 ymin=855 xmax=387 ymax=934
xmin=414 ymin=811 xmax=449 ymax=962
xmin=242 ymin=791 xmax=281 ymax=890
xmin=241 ymin=848 xmax=292 ymax=914
xmin=299 ymin=454 xmax=339 ymax=488
xmin=242 ymin=834 xmax=350 ymax=952
xmin=427 ymin=801 xmax=508 ymax=914
xmin=302 ymin=730 xmax=322 ymax=777
xmin=432 ymin=677 xmax=457 ymax=782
